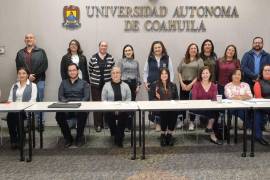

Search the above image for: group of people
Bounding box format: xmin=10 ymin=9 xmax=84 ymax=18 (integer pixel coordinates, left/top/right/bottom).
xmin=2 ymin=33 xmax=270 ymax=149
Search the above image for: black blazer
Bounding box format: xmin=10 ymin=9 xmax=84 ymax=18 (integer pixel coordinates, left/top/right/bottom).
xmin=149 ymin=81 xmax=179 ymax=101
xmin=60 ymin=54 xmax=90 ymax=83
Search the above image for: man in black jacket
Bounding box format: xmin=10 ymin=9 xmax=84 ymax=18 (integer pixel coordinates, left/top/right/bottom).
xmin=15 ymin=33 xmax=48 ymax=131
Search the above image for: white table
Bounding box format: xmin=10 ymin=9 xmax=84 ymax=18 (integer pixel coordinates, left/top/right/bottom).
xmin=25 ymin=101 xmax=139 ymax=161
xmin=240 ymin=99 xmax=270 ymax=157
xmin=137 ymin=100 xmax=251 ymax=159
xmin=0 ymin=102 xmax=34 ymax=112
xmin=0 ymin=102 xmax=35 ymax=162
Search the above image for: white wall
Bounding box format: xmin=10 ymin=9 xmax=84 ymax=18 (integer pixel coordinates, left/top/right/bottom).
xmin=0 ymin=0 xmax=269 ymax=124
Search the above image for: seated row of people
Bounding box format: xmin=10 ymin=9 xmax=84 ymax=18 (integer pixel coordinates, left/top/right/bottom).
xmin=4 ymin=63 xmax=270 ymax=149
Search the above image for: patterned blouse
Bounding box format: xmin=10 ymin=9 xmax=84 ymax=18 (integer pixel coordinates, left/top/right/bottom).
xmin=224 ymin=82 xmax=253 ymax=99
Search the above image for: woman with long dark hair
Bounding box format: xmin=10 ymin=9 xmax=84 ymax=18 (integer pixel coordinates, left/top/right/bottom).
xmin=60 ymin=39 xmax=89 ymax=83
xmin=149 ymin=68 xmax=178 ymax=146
xmin=177 ymin=43 xmax=204 ymax=130
xmin=216 ymin=45 xmax=240 ymax=97
xmin=143 ymin=41 xmax=174 ymax=131
xmin=200 ymin=39 xmax=217 ymax=81
xmin=118 ymin=44 xmax=141 ymax=130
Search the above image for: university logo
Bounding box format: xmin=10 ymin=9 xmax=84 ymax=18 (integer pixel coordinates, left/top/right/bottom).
xmin=63 ymin=5 xmax=81 ymax=29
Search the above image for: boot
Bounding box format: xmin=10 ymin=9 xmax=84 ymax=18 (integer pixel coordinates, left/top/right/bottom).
xmin=160 ymin=134 xmax=166 ymax=147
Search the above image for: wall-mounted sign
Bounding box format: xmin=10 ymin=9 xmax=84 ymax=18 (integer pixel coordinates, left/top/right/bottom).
xmin=62 ymin=5 xmax=81 ymax=29
xmin=85 ymin=5 xmax=239 ymax=33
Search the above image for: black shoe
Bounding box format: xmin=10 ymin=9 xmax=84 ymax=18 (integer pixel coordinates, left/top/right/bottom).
xmin=160 ymin=134 xmax=166 ymax=147
xmin=205 ymin=128 xmax=213 ymax=133
xmin=95 ymin=126 xmax=102 ymax=132
xmin=210 ymin=137 xmax=222 ymax=145
xmin=75 ymin=136 xmax=85 ymax=147
xmin=256 ymin=138 xmax=269 ymax=146
xmin=125 ymin=128 xmax=131 ymax=132
xmin=166 ymin=134 xmax=174 ymax=146
xmin=64 ymin=139 xmax=73 ymax=148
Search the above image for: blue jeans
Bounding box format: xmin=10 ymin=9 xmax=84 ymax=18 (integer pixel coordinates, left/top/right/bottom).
xmin=254 ymin=110 xmax=266 ymax=139
xmin=36 ymin=81 xmax=45 ymax=125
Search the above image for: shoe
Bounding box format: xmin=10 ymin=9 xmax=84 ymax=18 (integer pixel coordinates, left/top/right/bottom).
xmin=95 ymin=126 xmax=102 ymax=132
xmin=75 ymin=136 xmax=85 ymax=147
xmin=210 ymin=137 xmax=222 ymax=145
xmin=155 ymin=124 xmax=161 ymax=132
xmin=125 ymin=128 xmax=131 ymax=132
xmin=256 ymin=138 xmax=269 ymax=146
xmin=188 ymin=122 xmax=195 ymax=131
xmin=176 ymin=120 xmax=184 ymax=129
xmin=160 ymin=134 xmax=166 ymax=147
xmin=64 ymin=139 xmax=73 ymax=148
xmin=205 ymin=128 xmax=213 ymax=133
xmin=166 ymin=134 xmax=174 ymax=146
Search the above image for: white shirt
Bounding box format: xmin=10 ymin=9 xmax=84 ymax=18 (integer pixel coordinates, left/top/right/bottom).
xmin=8 ymin=79 xmax=37 ymax=102
xmin=143 ymin=56 xmax=174 ymax=83
xmin=71 ymin=54 xmax=82 ymax=79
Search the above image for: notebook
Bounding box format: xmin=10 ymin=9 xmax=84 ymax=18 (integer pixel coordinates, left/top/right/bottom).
xmin=48 ymin=102 xmax=81 ymax=108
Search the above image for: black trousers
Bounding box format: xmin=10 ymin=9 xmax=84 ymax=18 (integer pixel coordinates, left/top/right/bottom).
xmin=105 ymin=112 xmax=128 ymax=140
xmin=124 ymin=79 xmax=137 ymax=129
xmin=160 ymin=111 xmax=178 ymax=132
xmin=55 ymin=112 xmax=87 ymax=141
xmin=91 ymin=85 xmax=104 ymax=128
xmin=7 ymin=112 xmax=27 ymax=143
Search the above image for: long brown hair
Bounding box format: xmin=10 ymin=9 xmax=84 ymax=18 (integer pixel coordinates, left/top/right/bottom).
xmin=184 ymin=43 xmax=200 ymax=64
xmin=197 ymin=66 xmax=212 ymax=82
xmin=157 ymin=68 xmax=171 ymax=95
xmin=67 ymin=39 xmax=83 ymax=55
xmin=222 ymin=44 xmax=238 ymax=62
xmin=148 ymin=41 xmax=168 ymax=58
xmin=200 ymin=39 xmax=217 ymax=60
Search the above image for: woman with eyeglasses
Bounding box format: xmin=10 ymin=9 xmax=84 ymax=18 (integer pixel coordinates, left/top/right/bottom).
xmin=253 ymin=64 xmax=270 ymax=145
xmin=60 ymin=39 xmax=89 ymax=83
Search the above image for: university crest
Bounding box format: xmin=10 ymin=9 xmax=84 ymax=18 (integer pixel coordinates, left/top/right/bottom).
xmin=63 ymin=5 xmax=81 ymax=29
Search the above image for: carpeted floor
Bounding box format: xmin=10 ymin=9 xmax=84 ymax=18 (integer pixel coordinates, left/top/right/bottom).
xmin=0 ymin=127 xmax=270 ymax=180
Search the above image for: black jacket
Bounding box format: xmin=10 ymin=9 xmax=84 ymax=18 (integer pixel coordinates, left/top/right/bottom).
xmin=60 ymin=54 xmax=89 ymax=83
xmin=15 ymin=47 xmax=48 ymax=83
xmin=149 ymin=81 xmax=179 ymax=101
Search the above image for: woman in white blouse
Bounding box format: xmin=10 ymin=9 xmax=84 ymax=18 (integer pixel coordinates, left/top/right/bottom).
xmin=225 ymin=69 xmax=252 ymax=100
xmin=7 ymin=67 xmax=37 ymax=149
xmin=224 ymin=68 xmax=252 ymax=129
